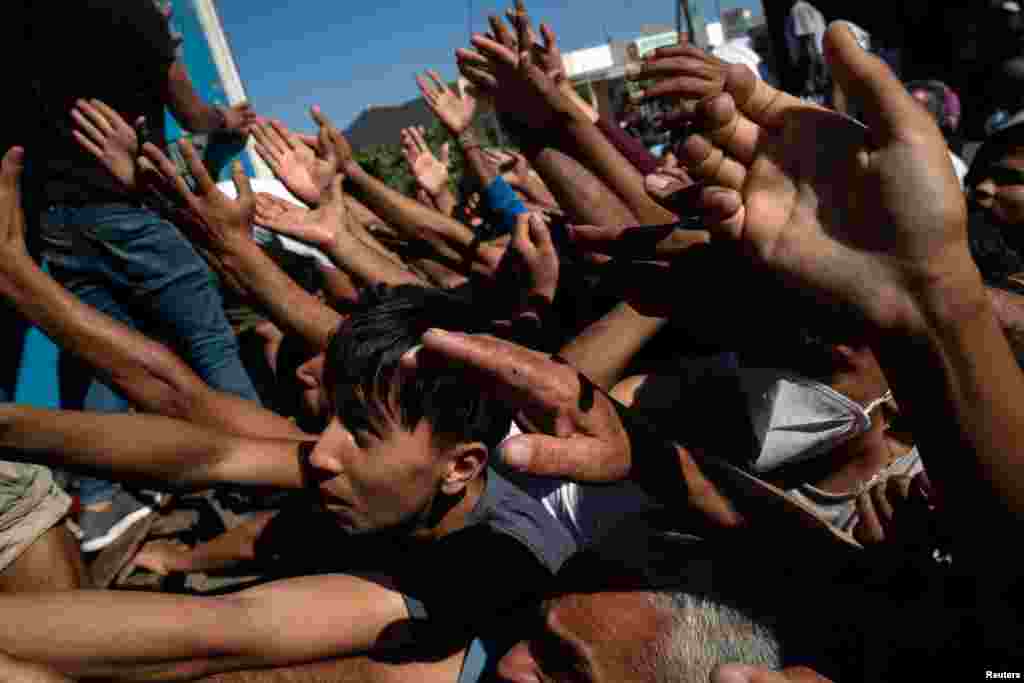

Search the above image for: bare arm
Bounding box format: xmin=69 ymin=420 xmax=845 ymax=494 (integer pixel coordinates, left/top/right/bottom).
xmin=143 ymin=139 xmax=343 ymax=352
xmin=0 ymin=148 xmax=302 ymax=439
xmin=0 ymin=574 xmax=408 ymax=681
xmin=529 ymin=147 xmax=637 ymax=226
xmin=558 ymin=302 xmax=666 ymax=391
xmin=0 ymin=405 xmax=305 ymax=492
xmin=164 ymin=62 xmax=255 ymax=135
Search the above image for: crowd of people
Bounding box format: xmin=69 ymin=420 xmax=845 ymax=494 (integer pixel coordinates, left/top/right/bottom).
xmin=2 ymin=0 xmax=1024 ymax=681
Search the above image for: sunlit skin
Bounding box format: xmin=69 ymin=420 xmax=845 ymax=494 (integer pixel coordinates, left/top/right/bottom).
xmin=971 ymin=148 xmax=1024 ymax=226
xmin=497 ymin=590 xmax=669 ymax=683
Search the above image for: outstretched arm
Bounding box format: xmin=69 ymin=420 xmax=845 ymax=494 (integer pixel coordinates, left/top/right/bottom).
xmin=0 ymin=574 xmax=408 ymax=681
xmin=0 ymin=147 xmax=302 ymax=439
xmin=141 ymin=139 xmax=344 ymax=352
xmin=0 ymin=405 xmax=305 ymax=492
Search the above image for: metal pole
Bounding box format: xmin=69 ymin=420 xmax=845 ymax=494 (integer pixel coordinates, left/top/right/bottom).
xmin=681 ymin=1 xmax=698 ymax=46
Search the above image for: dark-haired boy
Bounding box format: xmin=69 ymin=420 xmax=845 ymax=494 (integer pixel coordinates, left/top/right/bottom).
xmin=0 ymin=284 xmax=575 ymax=680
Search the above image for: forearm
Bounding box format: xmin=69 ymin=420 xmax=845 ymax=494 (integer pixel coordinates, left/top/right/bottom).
xmin=563 ymin=117 xmax=676 ymax=224
xmin=343 ymin=161 xmax=476 ymax=259
xmin=0 ymin=591 xmax=248 ymax=680
xmin=218 ymin=237 xmax=342 ymax=351
xmin=0 ymin=405 xmax=304 ymax=492
xmin=0 ymin=254 xmax=225 ymax=426
xmin=165 ymin=62 xmax=224 ymax=134
xmin=877 ymin=273 xmax=1024 ymax=525
xmin=529 ymin=147 xmax=637 ymax=226
xmin=324 ymin=234 xmax=423 ymax=289
xmin=559 ymin=303 xmax=666 ymax=390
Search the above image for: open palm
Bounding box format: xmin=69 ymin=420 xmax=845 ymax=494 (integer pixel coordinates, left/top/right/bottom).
xmin=253 ymin=120 xmax=337 ymax=206
xmin=416 ymin=71 xmax=477 ymax=136
xmin=678 ymin=25 xmax=972 ymax=334
xmin=401 ymin=127 xmax=450 ymax=197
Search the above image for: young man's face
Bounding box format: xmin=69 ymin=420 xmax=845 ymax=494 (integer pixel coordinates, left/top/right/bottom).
xmin=306 ymin=409 xmax=446 ymax=535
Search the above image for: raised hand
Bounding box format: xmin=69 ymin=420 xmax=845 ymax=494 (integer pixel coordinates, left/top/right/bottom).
xmin=252 ymin=119 xmax=338 ymax=205
xmin=853 ymin=472 xmax=937 ymax=547
xmin=456 ymin=2 xmax=579 ymax=130
xmin=626 ymin=41 xmax=728 ymax=105
xmin=254 ymin=193 xmax=314 ymax=233
xmin=502 ymin=212 xmax=559 ymax=304
xmin=416 ymin=70 xmax=477 ymax=136
xmin=71 ymin=99 xmax=144 ymax=190
xmin=254 ymin=177 xmax=349 ymax=250
xmin=140 ymin=138 xmax=255 ymax=256
xmin=310 ymin=105 xmax=353 ymax=167
xmin=673 ymin=24 xmax=975 ymax=335
xmin=221 ymin=102 xmax=259 ymax=137
xmin=400 ymin=126 xmax=450 ymax=198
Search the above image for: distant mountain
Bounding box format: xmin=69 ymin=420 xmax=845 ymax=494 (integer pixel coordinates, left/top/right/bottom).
xmin=345 ymin=98 xmax=437 ymax=150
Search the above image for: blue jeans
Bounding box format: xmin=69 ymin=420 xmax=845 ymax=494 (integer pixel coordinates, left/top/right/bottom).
xmin=39 ymin=203 xmax=259 ymax=505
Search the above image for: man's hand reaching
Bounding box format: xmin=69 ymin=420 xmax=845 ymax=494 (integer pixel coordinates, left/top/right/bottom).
xmin=71 ymin=99 xmax=144 ymax=191
xmin=416 ymin=70 xmax=477 ymax=137
xmin=400 ymin=126 xmax=450 ymax=198
xmin=139 ymin=138 xmax=255 ymax=256
xmin=252 ymin=119 xmax=338 ymax=205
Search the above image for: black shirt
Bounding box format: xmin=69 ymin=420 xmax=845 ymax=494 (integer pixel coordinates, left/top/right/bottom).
xmin=22 ymin=0 xmax=176 ymax=205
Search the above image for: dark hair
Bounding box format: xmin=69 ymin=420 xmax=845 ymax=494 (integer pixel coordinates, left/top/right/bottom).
xmin=323 ymin=285 xmax=513 ymax=450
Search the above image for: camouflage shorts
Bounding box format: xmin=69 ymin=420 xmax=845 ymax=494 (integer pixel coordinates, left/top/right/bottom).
xmin=0 ymin=461 xmax=71 ymax=572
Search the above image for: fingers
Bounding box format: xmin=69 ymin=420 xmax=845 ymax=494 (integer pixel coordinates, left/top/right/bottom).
xmin=488 ymin=14 xmax=517 ymax=50
xmin=140 ymin=142 xmax=194 ymax=203
xmin=269 ymin=120 xmax=297 ymax=151
xmin=231 ymin=160 xmax=253 ymax=207
xmin=73 ymin=99 xmax=115 ymax=136
xmin=539 ymin=22 xmax=556 ymax=52
xmin=568 ymin=220 xmax=707 ymax=260
xmin=251 ymin=123 xmax=284 ymax=169
xmin=854 ymin=485 xmax=884 ymax=545
xmin=440 ymin=142 xmax=451 ymax=166
xmin=70 ymin=108 xmax=106 ymax=148
xmin=427 ymin=69 xmax=448 ymax=95
xmin=497 ymin=434 xmax=622 ymax=482
xmin=471 ymin=34 xmax=518 ymax=69
xmin=405 ymin=330 xmax=569 ymax=411
xmin=416 ymin=73 xmax=438 ymax=103
xmin=678 ymin=133 xmax=747 ymax=191
xmin=409 ymin=126 xmax=430 ymax=155
xmin=527 ymin=212 xmax=554 ymax=252
xmin=90 ymin=99 xmax=130 ymax=132
xmin=823 ymin=21 xmax=931 ymax=145
xmin=512 ymin=1 xmax=535 ymax=66
xmin=177 ymin=138 xmax=217 ymax=196
xmin=0 ymin=147 xmax=25 ymax=190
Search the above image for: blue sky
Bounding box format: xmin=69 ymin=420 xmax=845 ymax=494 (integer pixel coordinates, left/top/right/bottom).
xmin=217 ymin=0 xmax=763 ymax=135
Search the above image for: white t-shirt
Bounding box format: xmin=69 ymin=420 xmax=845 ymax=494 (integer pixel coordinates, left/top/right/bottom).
xmin=788 ymin=1 xmax=826 ymax=60
xmin=712 ymin=38 xmax=763 ymax=81
xmin=215 ymin=178 xmax=336 ymax=269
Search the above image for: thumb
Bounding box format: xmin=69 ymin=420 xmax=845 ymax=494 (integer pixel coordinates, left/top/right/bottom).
xmin=697 ymin=187 xmax=745 ymax=243
xmin=1 ymin=147 xmax=25 ymax=189
xmin=823 ymin=21 xmax=931 ymax=146
xmin=232 ymin=160 xmax=254 ymax=206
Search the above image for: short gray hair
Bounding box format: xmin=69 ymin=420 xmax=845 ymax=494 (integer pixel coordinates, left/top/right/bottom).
xmin=644 ymin=591 xmax=782 ymax=683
